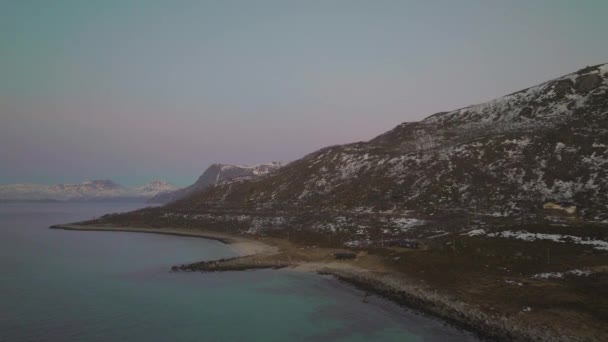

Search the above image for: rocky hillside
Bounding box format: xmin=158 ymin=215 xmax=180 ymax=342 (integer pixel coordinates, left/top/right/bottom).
xmin=179 ymin=64 xmax=607 ymax=214
xmin=93 ymin=64 xmax=608 ymax=242
xmin=0 ymin=180 xmax=177 ymax=202
xmin=148 ymin=163 xmax=283 ymax=204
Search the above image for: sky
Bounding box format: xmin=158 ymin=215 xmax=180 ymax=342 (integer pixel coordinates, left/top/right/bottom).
xmin=1 ymin=0 xmax=607 ymax=187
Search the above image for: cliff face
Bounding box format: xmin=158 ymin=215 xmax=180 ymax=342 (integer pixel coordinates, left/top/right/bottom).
xmin=95 ymin=64 xmax=608 ymax=243
xmin=148 ymin=163 xmax=283 ymax=204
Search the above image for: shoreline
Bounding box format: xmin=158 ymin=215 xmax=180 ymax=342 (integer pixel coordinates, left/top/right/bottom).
xmin=49 ymin=224 xmax=277 ymax=257
xmin=51 ymin=223 xmax=557 ymax=341
xmin=315 ymin=267 xmax=540 ymax=342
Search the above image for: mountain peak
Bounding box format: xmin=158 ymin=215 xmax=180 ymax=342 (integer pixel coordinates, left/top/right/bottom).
xmin=423 ymin=62 xmax=607 ymax=127
xmin=148 ymin=162 xmax=284 ymax=204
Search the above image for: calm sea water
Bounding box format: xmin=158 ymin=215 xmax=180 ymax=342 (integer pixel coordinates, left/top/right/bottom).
xmin=0 ymin=202 xmax=478 ymax=341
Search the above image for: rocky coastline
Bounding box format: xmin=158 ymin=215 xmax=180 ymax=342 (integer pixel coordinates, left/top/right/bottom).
xmin=316 ymin=268 xmax=558 ymax=342
xmin=51 ymin=223 xmax=598 ymax=341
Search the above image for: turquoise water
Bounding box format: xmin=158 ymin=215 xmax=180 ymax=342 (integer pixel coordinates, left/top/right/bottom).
xmin=0 ymin=202 xmax=477 ymax=341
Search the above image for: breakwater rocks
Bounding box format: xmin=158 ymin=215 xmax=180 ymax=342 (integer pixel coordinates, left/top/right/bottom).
xmin=171 ymin=256 xmax=295 ymax=272
xmin=318 ymin=268 xmax=563 ymax=342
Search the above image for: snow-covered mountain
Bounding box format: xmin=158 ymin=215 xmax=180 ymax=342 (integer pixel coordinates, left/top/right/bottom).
xmin=133 ymin=180 xmax=178 ymax=198
xmin=0 ymin=180 xmax=178 ymax=202
xmin=178 ymin=63 xmax=608 ymax=220
xmin=91 ymin=63 xmax=608 ymax=238
xmin=148 ymin=162 xmax=283 ymax=204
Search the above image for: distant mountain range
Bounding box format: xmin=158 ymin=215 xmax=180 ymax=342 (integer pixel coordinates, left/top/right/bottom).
xmin=148 ymin=162 xmax=283 ymax=204
xmin=0 ymin=180 xmax=178 ymax=202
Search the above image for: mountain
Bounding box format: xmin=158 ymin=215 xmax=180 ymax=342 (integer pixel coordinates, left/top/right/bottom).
xmin=71 ymin=64 xmax=608 ymax=340
xmin=0 ymin=180 xmax=178 ymax=202
xmin=134 ymin=180 xmax=179 ymax=198
xmin=192 ymin=64 xmax=608 ymax=216
xmin=94 ymin=63 xmax=608 ymax=238
xmin=148 ymin=162 xmax=284 ymax=204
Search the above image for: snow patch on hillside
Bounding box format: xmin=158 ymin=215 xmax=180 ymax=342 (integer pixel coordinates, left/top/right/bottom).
xmin=532 ymin=269 xmax=592 ymax=279
xmin=467 ymin=230 xmax=608 ymax=250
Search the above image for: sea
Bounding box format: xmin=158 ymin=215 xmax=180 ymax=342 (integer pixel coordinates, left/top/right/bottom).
xmin=0 ymin=202 xmax=478 ymax=341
